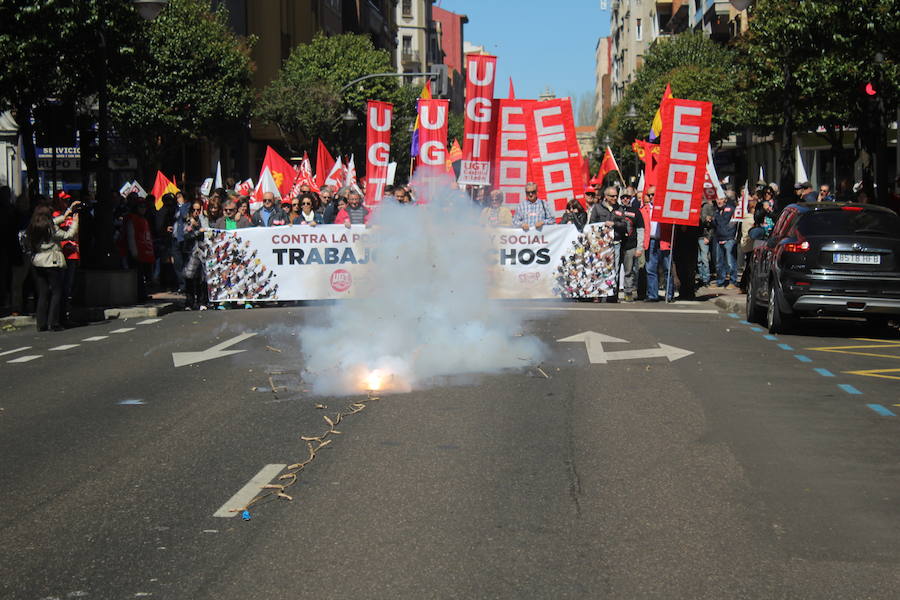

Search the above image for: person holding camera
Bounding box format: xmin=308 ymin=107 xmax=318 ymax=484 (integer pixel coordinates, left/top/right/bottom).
xmin=26 ymin=200 xmax=81 ymax=331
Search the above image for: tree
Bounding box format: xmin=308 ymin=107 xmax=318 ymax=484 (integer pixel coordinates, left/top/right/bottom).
xmin=740 ymin=0 xmax=899 ymax=203
xmin=109 ymin=0 xmax=255 ymax=177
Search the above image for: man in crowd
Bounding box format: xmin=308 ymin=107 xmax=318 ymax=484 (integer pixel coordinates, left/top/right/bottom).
xmin=698 ymin=188 xmax=716 ymax=287
xmin=336 ymin=190 xmax=369 ymax=227
xmin=640 ymin=186 xmax=674 ymax=302
xmin=795 ymin=181 xmax=815 ymax=203
xmin=817 ymin=184 xmax=834 ymax=202
xmin=513 ymin=182 xmax=553 ymax=231
xmin=251 ymin=192 xmax=287 ymax=227
xmin=584 ymin=187 xmax=598 ymax=213
xmin=713 ymin=191 xmax=739 ymax=288
xmin=395 ymin=186 xmax=413 ymax=205
xmin=319 ymin=185 xmax=337 ymax=224
xmin=213 ymin=199 xmax=251 ymax=230
xmin=613 ymin=190 xmax=645 ymax=302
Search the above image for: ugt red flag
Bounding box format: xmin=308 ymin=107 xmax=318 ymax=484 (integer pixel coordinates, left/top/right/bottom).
xmin=652 ymin=98 xmax=713 ymax=226
xmin=260 ymin=146 xmax=294 ymax=198
xmin=365 ymin=101 xmax=392 ymax=206
xmin=492 ymin=99 xmax=534 ymax=205
xmin=415 ymin=98 xmax=450 ymax=175
xmin=315 ymin=139 xmax=335 ymax=188
xmin=524 ymin=98 xmax=584 ymax=216
xmin=459 ymin=54 xmax=497 ymax=186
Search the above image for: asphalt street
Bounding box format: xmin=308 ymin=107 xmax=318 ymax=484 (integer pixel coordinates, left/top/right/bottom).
xmin=1 ymin=302 xmax=899 ymax=599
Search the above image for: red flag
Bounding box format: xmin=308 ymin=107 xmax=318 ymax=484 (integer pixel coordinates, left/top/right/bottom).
xmin=493 ymin=99 xmax=535 ymax=205
xmin=459 ymin=54 xmax=497 ymax=186
xmin=292 ymin=152 xmax=319 ymax=195
xmin=365 ymin=101 xmax=392 ymax=205
xmin=591 ymin=147 xmax=620 ymax=186
xmin=259 ymin=146 xmax=294 ymax=198
xmin=415 ymin=98 xmax=450 ymax=176
xmin=508 ymin=77 xmax=516 ymax=99
xmin=315 ymin=139 xmax=335 ymax=188
xmin=632 ymin=140 xmax=661 ymax=188
xmin=581 ymin=156 xmax=591 ymax=189
xmin=523 ymin=98 xmax=585 ymax=216
xmin=652 ymin=98 xmax=713 ymax=226
xmin=150 ymin=171 xmax=179 ymax=210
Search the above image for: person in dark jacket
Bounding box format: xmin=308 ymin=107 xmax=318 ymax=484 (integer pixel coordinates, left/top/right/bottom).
xmin=712 ymin=194 xmax=739 ymax=288
xmin=181 ymin=200 xmax=208 ymax=310
xmin=698 ymin=193 xmax=716 ymax=287
xmin=27 ymin=202 xmax=80 ymax=331
xmin=251 ymin=192 xmax=288 ymax=227
xmin=560 ymin=199 xmax=587 ymax=231
xmin=212 ymin=199 xmax=252 ymax=229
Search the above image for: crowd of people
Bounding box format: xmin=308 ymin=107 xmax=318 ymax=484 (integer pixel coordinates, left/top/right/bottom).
xmin=2 ymin=172 xmax=897 ymax=330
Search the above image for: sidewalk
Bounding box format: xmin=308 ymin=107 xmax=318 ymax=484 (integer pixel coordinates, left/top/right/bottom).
xmin=0 ymin=291 xmax=181 ymax=331
xmin=696 ymin=283 xmax=745 ymax=315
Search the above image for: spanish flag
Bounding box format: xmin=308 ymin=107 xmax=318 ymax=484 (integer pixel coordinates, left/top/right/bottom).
xmin=150 ymin=171 xmax=179 ymax=210
xmin=648 ymin=83 xmax=673 ymax=142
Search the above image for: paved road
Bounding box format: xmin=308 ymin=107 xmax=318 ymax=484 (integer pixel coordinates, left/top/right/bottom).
xmin=1 ymin=304 xmax=898 ymax=599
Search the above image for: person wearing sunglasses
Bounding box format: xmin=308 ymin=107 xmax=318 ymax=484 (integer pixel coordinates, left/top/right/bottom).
xmin=290 ymin=193 xmax=323 ymax=225
xmin=479 ymin=190 xmax=513 ymax=226
xmin=512 ymin=182 xmax=553 ymax=231
xmin=211 ymin=199 xmax=251 ymax=230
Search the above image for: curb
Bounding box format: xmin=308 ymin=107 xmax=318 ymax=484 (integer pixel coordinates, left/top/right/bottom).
xmin=0 ymin=302 xmax=177 ymax=329
xmin=713 ymin=295 xmax=744 ymax=314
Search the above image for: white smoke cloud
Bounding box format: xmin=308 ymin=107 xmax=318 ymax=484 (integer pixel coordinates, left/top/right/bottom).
xmin=300 ymin=177 xmax=546 ymax=395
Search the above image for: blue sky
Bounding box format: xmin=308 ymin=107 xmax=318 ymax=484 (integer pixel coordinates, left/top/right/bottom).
xmin=439 ymin=1 xmax=611 ymax=101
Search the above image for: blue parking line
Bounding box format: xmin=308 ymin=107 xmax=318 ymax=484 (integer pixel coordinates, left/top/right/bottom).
xmin=813 ymin=368 xmax=834 ymax=377
xmin=778 ymin=343 xmax=793 ymax=351
xmin=739 ymin=320 xmax=751 ymax=325
xmin=838 ymin=384 xmax=862 ymax=395
xmin=794 ymin=355 xmax=812 ymax=363
xmin=728 ymin=313 xmax=740 ymax=319
xmin=763 ymin=334 xmax=777 ymax=341
xmin=867 ymin=404 xmax=896 ymax=416
xmin=750 ymin=327 xmax=764 ymax=332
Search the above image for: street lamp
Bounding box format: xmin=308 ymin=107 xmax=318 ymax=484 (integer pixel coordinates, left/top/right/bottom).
xmin=623 ymin=105 xmax=639 ymax=183
xmin=341 ymin=108 xmax=358 ymax=124
xmin=133 ymin=0 xmax=169 ymax=20
xmin=624 ymin=104 xmax=638 ymax=120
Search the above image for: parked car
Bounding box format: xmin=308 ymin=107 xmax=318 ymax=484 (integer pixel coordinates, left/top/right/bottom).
xmin=745 ymin=202 xmax=900 ymax=334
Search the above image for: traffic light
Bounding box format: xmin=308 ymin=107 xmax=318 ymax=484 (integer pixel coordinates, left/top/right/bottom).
xmin=430 ymin=64 xmax=449 ymax=98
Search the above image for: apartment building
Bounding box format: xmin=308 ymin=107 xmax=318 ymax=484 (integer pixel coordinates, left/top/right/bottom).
xmin=395 ymin=0 xmax=440 ymax=86
xmin=594 ymin=37 xmax=612 ymax=127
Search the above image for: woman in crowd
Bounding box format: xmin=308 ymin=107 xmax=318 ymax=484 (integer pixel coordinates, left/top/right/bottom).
xmin=560 ymin=199 xmax=587 ymax=231
xmin=49 ymin=191 xmax=80 ymax=325
xmin=235 ymin=196 xmax=251 ymax=223
xmin=206 ymin=195 xmax=223 ymax=225
xmin=181 ymin=200 xmax=209 ymax=310
xmin=27 ymin=200 xmax=80 ymax=331
xmin=292 ymin=193 xmax=323 ymax=225
xmin=479 ymin=190 xmax=513 ymax=226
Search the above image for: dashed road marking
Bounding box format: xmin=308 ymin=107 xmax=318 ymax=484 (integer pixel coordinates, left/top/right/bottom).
xmin=7 ymin=355 xmax=42 ymax=363
xmin=777 ymin=343 xmax=793 ymax=351
xmin=867 ymin=404 xmax=896 ymax=416
xmin=137 ymin=318 xmax=162 ymax=325
xmin=750 ymin=327 xmax=764 ymax=332
xmin=838 ymin=384 xmax=862 ymax=395
xmin=794 ymin=355 xmax=812 ymax=363
xmin=110 ymin=328 xmax=135 ymax=334
xmin=213 ymin=464 xmax=287 ymax=518
xmin=727 ymin=313 xmax=740 ymax=319
xmin=0 ymin=346 xmax=31 ymax=357
xmin=82 ymin=336 xmax=109 ymax=342
xmin=763 ymin=334 xmax=777 ymax=341
xmin=50 ymin=344 xmax=80 ymax=351
xmin=813 ymin=368 xmax=835 ymax=377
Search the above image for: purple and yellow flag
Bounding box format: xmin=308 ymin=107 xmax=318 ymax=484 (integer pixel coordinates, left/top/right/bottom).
xmin=410 ymin=80 xmax=433 ymax=158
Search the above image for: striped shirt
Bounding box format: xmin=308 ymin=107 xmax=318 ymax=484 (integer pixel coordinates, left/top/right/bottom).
xmin=512 ymin=198 xmax=553 ymax=228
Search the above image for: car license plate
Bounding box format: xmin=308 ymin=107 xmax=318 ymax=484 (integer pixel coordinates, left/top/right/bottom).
xmin=833 ymin=253 xmax=881 ymax=265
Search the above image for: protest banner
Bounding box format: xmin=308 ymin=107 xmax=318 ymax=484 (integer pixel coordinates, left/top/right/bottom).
xmin=204 ymin=223 xmax=616 ymax=302
xmin=652 ymin=98 xmax=713 ymax=226
xmin=365 ymin=101 xmax=393 ymax=206
xmin=415 ymin=99 xmax=450 ymax=175
xmin=459 ymin=54 xmax=497 ymax=185
xmin=524 ymin=98 xmax=585 ymax=217
xmin=492 ymin=99 xmax=534 ymax=205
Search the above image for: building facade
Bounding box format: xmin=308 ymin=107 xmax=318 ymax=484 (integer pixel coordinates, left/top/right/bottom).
xmin=432 ymin=5 xmax=467 ymax=109
xmin=594 ymin=36 xmax=612 ymax=127
xmin=395 ymin=0 xmax=439 ymax=86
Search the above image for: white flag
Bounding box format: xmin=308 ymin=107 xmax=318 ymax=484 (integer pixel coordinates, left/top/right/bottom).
xmin=214 ymin=161 xmax=223 ymax=190
xmin=794 ymin=145 xmax=809 ymax=184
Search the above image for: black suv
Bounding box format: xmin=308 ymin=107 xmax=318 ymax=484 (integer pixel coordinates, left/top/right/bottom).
xmin=745 ymin=202 xmax=900 ymax=334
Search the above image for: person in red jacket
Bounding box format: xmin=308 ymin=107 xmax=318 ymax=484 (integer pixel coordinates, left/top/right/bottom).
xmin=640 ymin=186 xmax=674 ymax=302
xmin=50 ymin=191 xmax=80 ymax=324
xmin=125 ymin=196 xmax=155 ymax=302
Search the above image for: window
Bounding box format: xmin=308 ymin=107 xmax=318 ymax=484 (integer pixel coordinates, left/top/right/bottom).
xmin=402 ymin=35 xmax=412 ymax=53
xmin=636 ymin=18 xmax=643 ymax=41
xmin=402 ymin=0 xmax=412 ymax=17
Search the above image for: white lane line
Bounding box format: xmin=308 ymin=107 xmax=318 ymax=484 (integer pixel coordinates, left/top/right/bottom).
xmin=110 ymin=328 xmax=135 ymax=334
xmin=510 ymin=306 xmax=718 ymax=315
xmin=82 ymin=336 xmax=109 ymax=342
xmin=0 ymin=346 xmax=31 ymax=357
xmin=137 ymin=319 xmax=161 ymax=325
xmin=212 ymin=464 xmax=287 ymax=518
xmin=50 ymin=344 xmax=80 ymax=351
xmin=8 ymin=355 xmax=42 ymax=363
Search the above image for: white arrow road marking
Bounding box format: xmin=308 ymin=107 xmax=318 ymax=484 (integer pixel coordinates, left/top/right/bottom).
xmin=0 ymin=346 xmax=31 ymax=357
xmin=8 ymin=355 xmax=42 ymax=363
xmin=213 ymin=464 xmax=287 ymax=517
xmin=558 ymin=331 xmax=693 ymax=364
xmin=557 ymin=331 xmax=628 ymax=364
xmin=172 ymin=332 xmax=257 ymax=368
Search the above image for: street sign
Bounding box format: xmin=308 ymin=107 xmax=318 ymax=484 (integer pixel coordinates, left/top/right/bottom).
xmin=558 ymin=331 xmax=693 ymax=364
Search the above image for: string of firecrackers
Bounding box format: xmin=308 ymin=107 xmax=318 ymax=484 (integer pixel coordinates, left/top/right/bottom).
xmin=232 ymin=391 xmax=381 ymax=519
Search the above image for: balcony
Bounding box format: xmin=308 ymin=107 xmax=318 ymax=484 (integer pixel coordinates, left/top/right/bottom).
xmin=401 ymin=49 xmax=421 ymax=66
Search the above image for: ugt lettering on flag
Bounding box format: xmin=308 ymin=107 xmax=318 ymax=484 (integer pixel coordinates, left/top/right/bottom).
xmin=458 ymin=54 xmax=497 ymax=186
xmin=365 ymin=101 xmax=392 ymax=206
xmin=652 ymin=98 xmax=713 ymax=226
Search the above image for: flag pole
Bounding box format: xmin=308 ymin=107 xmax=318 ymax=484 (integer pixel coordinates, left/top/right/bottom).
xmin=665 ymin=226 xmax=676 ymax=303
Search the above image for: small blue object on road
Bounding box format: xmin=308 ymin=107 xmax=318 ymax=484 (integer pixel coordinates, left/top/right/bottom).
xmin=117 ymin=399 xmax=146 ymax=405
xmin=763 ymin=335 xmax=777 ymax=341
xmin=777 ymin=343 xmax=793 ymax=351
xmin=813 ymin=368 xmax=834 ymax=377
xmin=241 ymin=510 xmax=251 ymax=520
xmin=794 ymin=355 xmax=813 ymax=363
xmin=838 ymin=384 xmax=862 ymax=395
xmin=866 ymin=404 xmax=896 ymax=416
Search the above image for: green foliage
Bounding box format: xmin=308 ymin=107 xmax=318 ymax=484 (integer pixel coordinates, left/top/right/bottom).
xmin=109 ymin=0 xmax=255 ymax=160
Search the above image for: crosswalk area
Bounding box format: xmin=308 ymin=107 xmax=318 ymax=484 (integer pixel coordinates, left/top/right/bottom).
xmin=0 ymin=318 xmax=162 ymax=365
